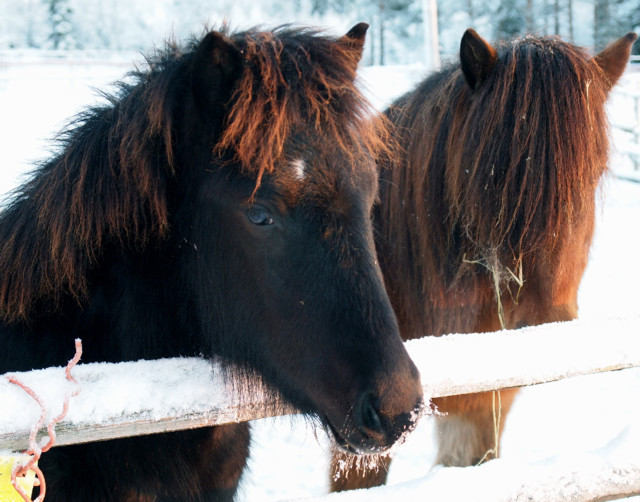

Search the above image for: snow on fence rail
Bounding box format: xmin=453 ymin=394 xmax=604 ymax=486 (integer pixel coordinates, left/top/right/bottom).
xmin=1 ymin=315 xmax=639 ymax=454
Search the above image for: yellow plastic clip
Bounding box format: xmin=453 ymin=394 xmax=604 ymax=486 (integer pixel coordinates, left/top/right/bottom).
xmin=0 ymin=455 xmax=37 ymax=502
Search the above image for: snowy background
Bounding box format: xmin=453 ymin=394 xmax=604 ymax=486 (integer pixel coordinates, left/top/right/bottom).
xmin=1 ymin=22 xmax=639 ymax=502
xmin=1 ymin=0 xmax=639 ymax=65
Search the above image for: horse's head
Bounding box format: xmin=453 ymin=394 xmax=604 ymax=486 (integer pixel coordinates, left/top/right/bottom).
xmin=441 ymin=29 xmax=638 ymax=266
xmin=174 ymin=25 xmax=422 ymax=454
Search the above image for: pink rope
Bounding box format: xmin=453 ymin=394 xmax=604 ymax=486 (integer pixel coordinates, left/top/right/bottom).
xmin=42 ymin=339 xmax=83 ymax=453
xmin=8 ymin=339 xmax=83 ymax=502
xmin=7 ymin=376 xmax=47 ymax=502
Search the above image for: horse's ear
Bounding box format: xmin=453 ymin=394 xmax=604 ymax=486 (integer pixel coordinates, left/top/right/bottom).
xmin=460 ymin=28 xmax=497 ymax=90
xmin=191 ymin=31 xmax=244 ymax=114
xmin=339 ymin=22 xmax=369 ymax=67
xmin=593 ymin=32 xmax=638 ymax=90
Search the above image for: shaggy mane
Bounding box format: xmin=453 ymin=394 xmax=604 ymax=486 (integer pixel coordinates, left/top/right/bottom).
xmin=0 ymin=44 xmax=186 ymax=322
xmin=379 ymin=35 xmax=611 ymax=293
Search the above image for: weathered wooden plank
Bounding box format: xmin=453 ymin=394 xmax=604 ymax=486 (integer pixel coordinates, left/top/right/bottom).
xmin=1 ymin=316 xmax=639 ymax=452
xmin=407 ymin=315 xmax=640 ymax=399
xmin=0 ymin=357 xmax=296 ymax=452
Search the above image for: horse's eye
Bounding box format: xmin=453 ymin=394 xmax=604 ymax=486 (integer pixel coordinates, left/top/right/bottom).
xmin=246 ymin=206 xmax=274 ymax=226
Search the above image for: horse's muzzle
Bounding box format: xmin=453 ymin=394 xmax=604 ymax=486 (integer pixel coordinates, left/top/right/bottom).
xmin=331 ymin=362 xmax=424 ymax=454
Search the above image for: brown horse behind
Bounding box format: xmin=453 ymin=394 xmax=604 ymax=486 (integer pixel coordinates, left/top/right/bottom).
xmin=332 ymin=29 xmax=637 ymax=490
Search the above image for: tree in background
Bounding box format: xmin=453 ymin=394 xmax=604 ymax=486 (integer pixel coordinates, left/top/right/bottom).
xmin=0 ymin=0 xmax=638 ymax=62
xmin=633 ymin=6 xmax=640 ymax=54
xmin=595 ymin=0 xmax=639 ymax=51
xmin=495 ymin=0 xmax=526 ymax=39
xmin=310 ymin=0 xmax=422 ymax=65
xmin=0 ymin=0 xmax=47 ymax=48
xmin=47 ymin=0 xmax=75 ymax=49
xmin=492 ymin=0 xmax=579 ymax=43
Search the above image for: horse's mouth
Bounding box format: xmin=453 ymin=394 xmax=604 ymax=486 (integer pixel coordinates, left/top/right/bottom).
xmin=323 ymin=415 xmax=393 ymax=455
xmin=324 ymin=420 xmax=367 ymax=455
xmin=322 ymin=395 xmax=424 ymax=455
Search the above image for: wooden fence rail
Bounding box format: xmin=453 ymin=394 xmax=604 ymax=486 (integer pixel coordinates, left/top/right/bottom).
xmin=297 ymin=438 xmax=640 ymax=502
xmin=1 ymin=315 xmax=638 ymax=454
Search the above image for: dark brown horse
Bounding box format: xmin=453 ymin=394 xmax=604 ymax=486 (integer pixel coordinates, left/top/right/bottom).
xmin=331 ymin=29 xmax=637 ymax=491
xmin=0 ymin=24 xmax=423 ymax=501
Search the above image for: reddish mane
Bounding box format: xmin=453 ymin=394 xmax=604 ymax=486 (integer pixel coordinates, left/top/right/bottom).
xmin=218 ymin=27 xmax=390 ymax=195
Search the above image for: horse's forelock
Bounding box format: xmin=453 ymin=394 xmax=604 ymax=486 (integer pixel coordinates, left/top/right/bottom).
xmin=214 ymin=27 xmax=390 ymax=199
xmin=432 ymin=37 xmax=610 ymax=259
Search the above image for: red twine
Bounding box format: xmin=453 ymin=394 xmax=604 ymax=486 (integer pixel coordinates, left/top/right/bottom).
xmin=8 ymin=338 xmax=83 ymax=502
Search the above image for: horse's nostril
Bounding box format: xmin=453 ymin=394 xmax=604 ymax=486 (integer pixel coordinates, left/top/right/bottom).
xmin=359 ymin=393 xmax=386 ymax=437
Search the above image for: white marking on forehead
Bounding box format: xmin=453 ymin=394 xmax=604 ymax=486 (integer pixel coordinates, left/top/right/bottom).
xmin=291 ymin=158 xmax=306 ymax=181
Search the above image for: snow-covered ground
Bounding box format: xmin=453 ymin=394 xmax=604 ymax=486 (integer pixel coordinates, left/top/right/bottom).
xmin=1 ymin=53 xmax=639 ymax=500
